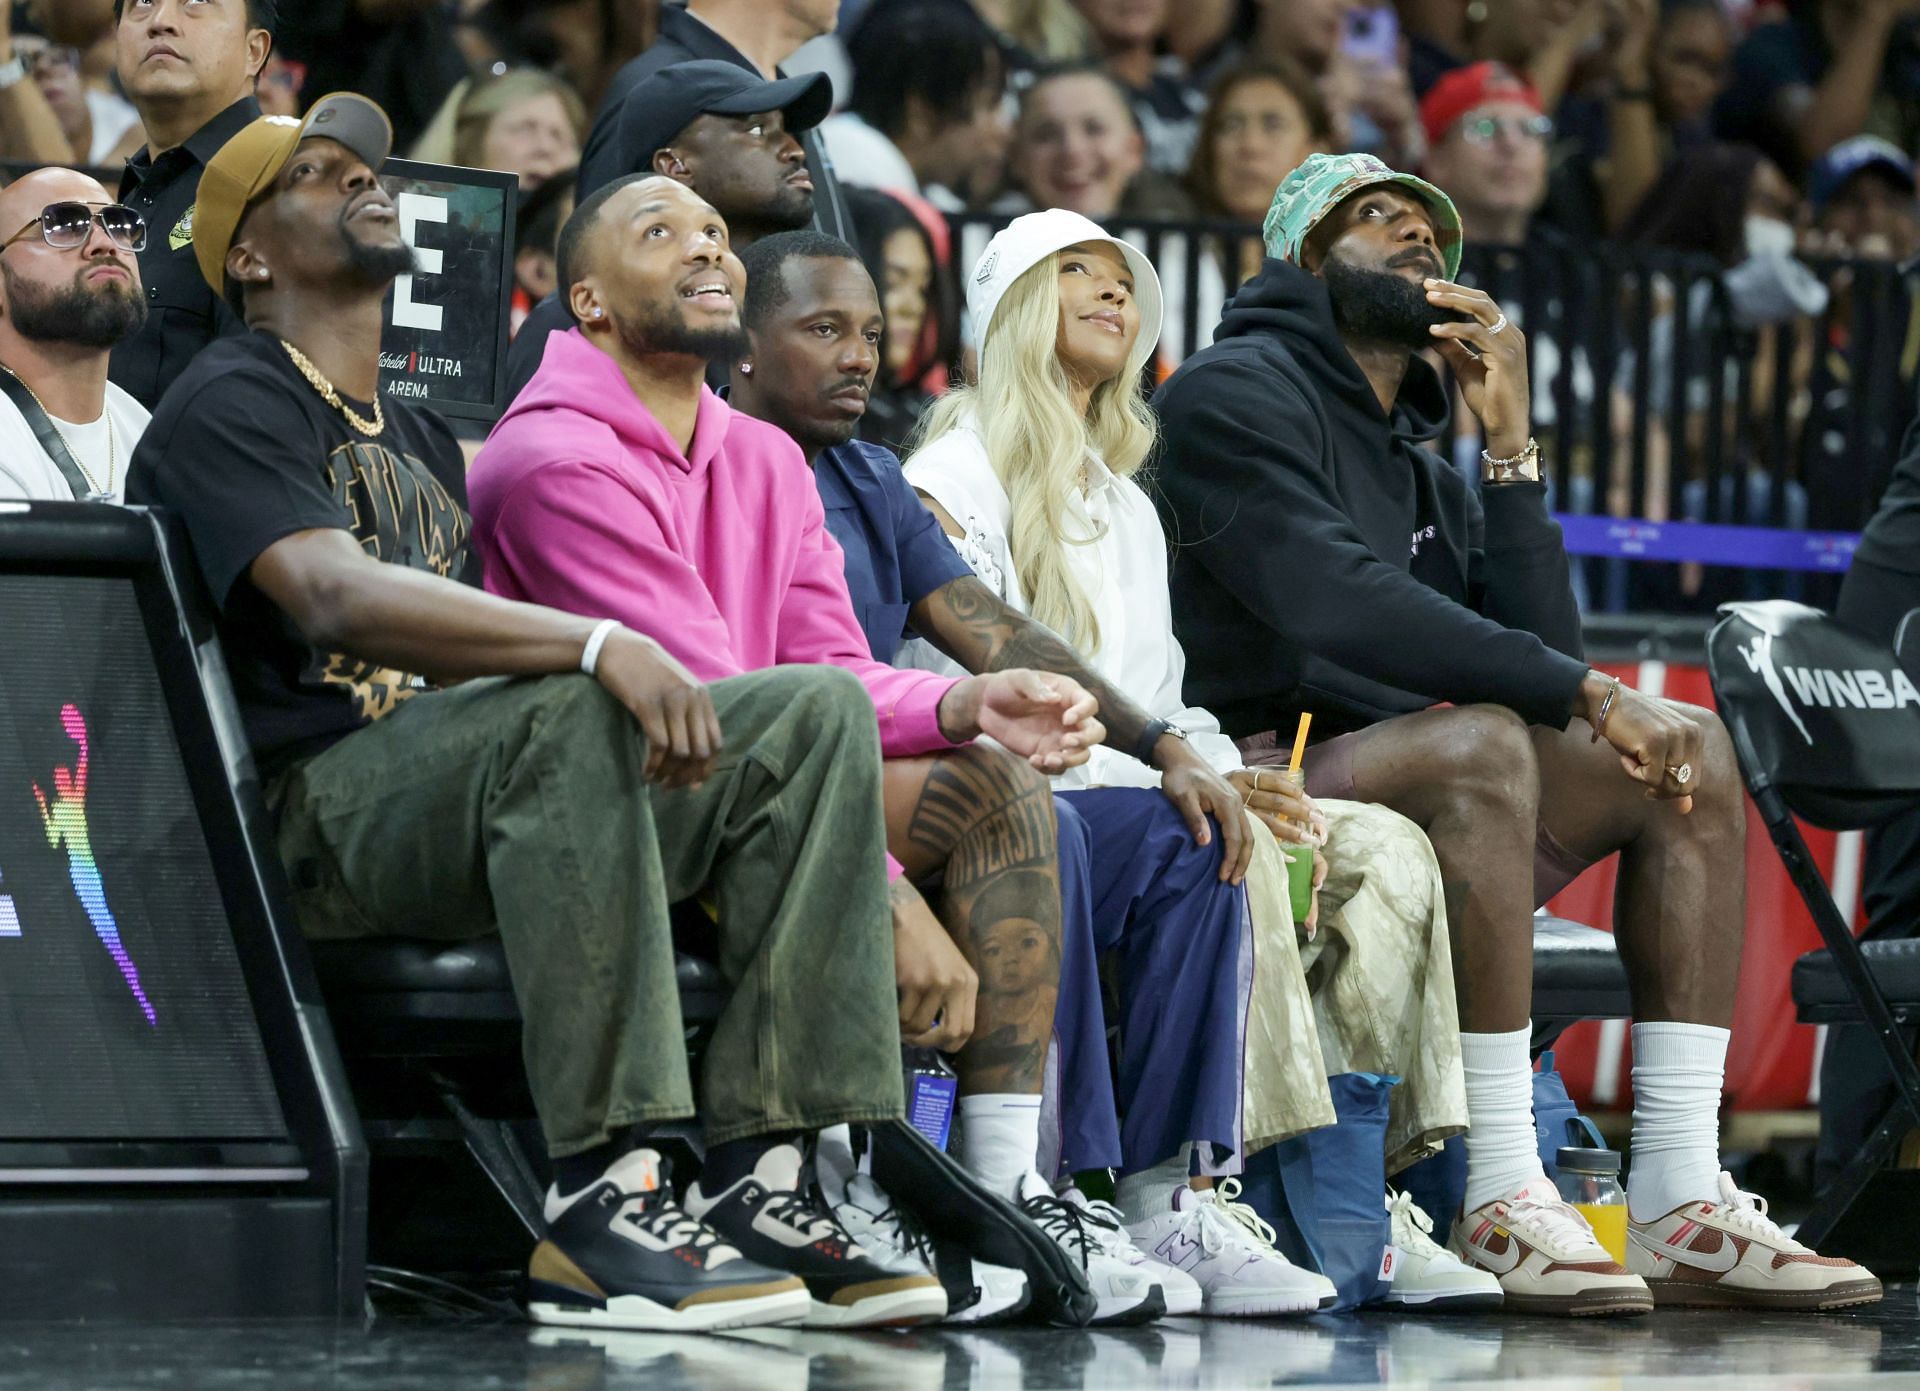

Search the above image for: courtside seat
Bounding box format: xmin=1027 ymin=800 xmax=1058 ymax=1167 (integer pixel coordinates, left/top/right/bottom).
xmin=310 ymin=938 xmax=727 ymax=1057
xmin=1531 ymin=915 xmax=1633 ymax=1040
xmin=1793 ymin=940 xmax=1920 ymax=1022
xmin=1531 ymin=915 xmax=1632 ymax=1021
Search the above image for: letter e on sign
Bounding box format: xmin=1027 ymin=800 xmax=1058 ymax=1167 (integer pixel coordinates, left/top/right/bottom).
xmin=394 ymin=192 xmax=449 ymax=333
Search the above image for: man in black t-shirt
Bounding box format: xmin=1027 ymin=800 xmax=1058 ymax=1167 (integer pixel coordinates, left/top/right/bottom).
xmin=127 ymin=95 xmax=953 ymax=1334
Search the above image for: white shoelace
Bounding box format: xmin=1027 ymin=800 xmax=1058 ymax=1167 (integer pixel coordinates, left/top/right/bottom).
xmin=1505 ymin=1191 xmax=1603 ymax=1253
xmin=1196 ymin=1180 xmax=1283 ymax=1258
xmin=1387 ymin=1190 xmax=1444 ymax=1258
xmin=1709 ymin=1174 xmax=1793 ymax=1244
xmin=618 ymin=1190 xmax=730 ymax=1258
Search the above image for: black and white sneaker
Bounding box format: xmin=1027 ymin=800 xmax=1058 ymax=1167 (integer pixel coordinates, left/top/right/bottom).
xmin=527 ymin=1148 xmax=809 ymax=1332
xmin=1017 ymin=1172 xmax=1166 ymax=1326
xmin=815 ymin=1125 xmax=1031 ymax=1325
xmin=685 ymin=1141 xmax=949 ymax=1328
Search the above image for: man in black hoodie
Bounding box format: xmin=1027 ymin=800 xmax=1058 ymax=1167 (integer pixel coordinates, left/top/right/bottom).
xmin=1156 ymin=152 xmax=1879 ymax=1315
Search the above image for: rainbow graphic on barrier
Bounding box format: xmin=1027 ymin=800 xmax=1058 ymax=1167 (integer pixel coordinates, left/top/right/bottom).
xmin=33 ymin=704 xmax=156 ymax=1025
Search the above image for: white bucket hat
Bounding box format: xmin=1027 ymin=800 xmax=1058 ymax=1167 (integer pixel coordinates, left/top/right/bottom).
xmin=967 ymin=209 xmax=1163 ymax=379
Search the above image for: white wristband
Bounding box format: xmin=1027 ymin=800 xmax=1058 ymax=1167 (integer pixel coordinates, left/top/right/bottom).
xmin=580 ymin=619 xmax=622 ymax=676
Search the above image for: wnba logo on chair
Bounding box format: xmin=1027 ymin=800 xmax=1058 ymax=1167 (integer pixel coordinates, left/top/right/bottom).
xmin=1740 ymin=632 xmax=1920 ymax=746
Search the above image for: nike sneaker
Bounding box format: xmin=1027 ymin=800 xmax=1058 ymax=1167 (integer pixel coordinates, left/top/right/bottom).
xmin=1379 ymin=1190 xmax=1504 ymax=1311
xmin=685 ymin=1142 xmax=948 ymax=1328
xmin=1016 ymin=1172 xmax=1167 ymax=1325
xmin=1625 ymin=1171 xmax=1882 ymax=1311
xmin=526 ymin=1148 xmax=810 ymax=1331
xmin=1448 ymin=1178 xmax=1653 ymax=1316
xmin=1123 ymin=1180 xmax=1335 ymax=1317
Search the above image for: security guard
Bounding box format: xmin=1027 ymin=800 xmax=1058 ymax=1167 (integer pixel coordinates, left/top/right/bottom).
xmin=107 ymin=0 xmax=273 ymax=412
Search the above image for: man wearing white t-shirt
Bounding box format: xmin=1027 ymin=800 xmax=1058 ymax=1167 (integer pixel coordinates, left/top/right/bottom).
xmin=0 ymin=166 xmax=149 ymax=504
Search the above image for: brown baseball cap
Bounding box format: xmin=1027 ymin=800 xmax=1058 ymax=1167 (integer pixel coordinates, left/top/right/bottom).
xmin=192 ymin=92 xmax=395 ymax=296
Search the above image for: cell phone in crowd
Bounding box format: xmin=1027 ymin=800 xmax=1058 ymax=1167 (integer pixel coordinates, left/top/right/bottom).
xmin=1341 ymin=5 xmax=1400 ymax=68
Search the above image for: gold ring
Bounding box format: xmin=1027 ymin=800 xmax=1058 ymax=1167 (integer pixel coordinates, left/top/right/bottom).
xmin=1669 ymin=762 xmax=1693 ymax=785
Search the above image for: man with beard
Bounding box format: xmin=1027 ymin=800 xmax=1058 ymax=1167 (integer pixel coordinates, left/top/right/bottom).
xmin=1154 ymin=152 xmax=1882 ymax=1315
xmin=505 ymin=60 xmax=829 ymax=401
xmin=467 ymin=179 xmax=1191 ymax=1325
xmin=128 ymin=100 xmax=948 ymax=1333
xmin=0 ymin=168 xmax=150 ymax=503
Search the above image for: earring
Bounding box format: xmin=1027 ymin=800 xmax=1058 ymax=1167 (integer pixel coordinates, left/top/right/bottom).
xmin=593 ymin=308 xmax=604 ymax=319
xmin=739 ymin=362 xmax=752 ymax=374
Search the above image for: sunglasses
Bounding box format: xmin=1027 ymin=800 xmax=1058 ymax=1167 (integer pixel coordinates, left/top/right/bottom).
xmin=2 ymin=202 xmax=148 ymax=254
xmin=1459 ymin=113 xmax=1556 ymax=146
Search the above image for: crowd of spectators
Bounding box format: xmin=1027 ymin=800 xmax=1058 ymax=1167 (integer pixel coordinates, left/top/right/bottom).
xmin=11 ymin=0 xmax=1920 ymax=420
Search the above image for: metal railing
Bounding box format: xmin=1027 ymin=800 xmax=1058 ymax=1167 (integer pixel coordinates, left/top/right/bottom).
xmin=944 ymin=211 xmax=1917 ymax=614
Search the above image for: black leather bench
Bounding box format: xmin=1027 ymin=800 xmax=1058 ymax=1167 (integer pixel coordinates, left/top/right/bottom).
xmin=1792 ymin=940 xmax=1920 ymax=1023
xmin=311 ymin=911 xmax=1631 ymax=1232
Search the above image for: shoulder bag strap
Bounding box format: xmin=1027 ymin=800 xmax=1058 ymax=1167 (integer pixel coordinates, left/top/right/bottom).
xmin=0 ymin=366 xmax=95 ymax=500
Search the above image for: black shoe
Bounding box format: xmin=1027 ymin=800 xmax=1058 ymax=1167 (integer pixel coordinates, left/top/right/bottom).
xmin=684 ymin=1141 xmax=948 ymax=1328
xmin=870 ymin=1119 xmax=1099 ymax=1327
xmin=527 ymin=1148 xmax=809 ymax=1331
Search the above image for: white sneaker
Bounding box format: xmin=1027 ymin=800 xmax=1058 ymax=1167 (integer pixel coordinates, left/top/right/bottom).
xmin=1015 ymin=1172 xmax=1167 ymax=1325
xmin=1380 ymin=1190 xmax=1505 ymax=1311
xmin=1056 ymin=1183 xmax=1204 ymax=1315
xmin=813 ymin=1127 xmax=1030 ymax=1325
xmin=1448 ymin=1178 xmax=1652 ymax=1317
xmin=1124 ymin=1179 xmax=1337 ymax=1318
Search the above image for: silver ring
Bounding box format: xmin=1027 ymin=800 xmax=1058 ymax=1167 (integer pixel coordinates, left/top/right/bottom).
xmin=1669 ymin=763 xmax=1693 ymax=785
xmin=1487 ymin=312 xmax=1510 ymax=335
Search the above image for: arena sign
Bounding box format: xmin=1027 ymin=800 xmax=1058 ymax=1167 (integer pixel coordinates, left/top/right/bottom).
xmin=377 ymin=159 xmax=519 ymax=424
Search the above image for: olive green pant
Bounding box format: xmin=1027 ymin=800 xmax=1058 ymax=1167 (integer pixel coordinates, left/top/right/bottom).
xmin=270 ymin=665 xmax=904 ymax=1157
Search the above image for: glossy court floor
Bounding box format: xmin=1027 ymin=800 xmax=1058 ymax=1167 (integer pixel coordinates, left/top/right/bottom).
xmin=8 ymin=1289 xmax=1920 ymax=1391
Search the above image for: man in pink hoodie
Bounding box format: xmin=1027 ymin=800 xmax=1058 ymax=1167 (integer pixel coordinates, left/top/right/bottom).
xmin=468 ymin=176 xmax=1171 ymax=1321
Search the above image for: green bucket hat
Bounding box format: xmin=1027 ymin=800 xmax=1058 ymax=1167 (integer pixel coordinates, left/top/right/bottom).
xmin=1263 ymin=152 xmax=1463 ymax=280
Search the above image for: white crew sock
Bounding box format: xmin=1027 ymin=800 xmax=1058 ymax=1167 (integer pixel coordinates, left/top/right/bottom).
xmin=1626 ymin=1021 xmax=1730 ymax=1223
xmin=1461 ymin=1027 xmax=1549 ymax=1212
xmin=1114 ymin=1148 xmax=1192 ymax=1227
xmin=954 ymin=1094 xmax=1043 ymax=1200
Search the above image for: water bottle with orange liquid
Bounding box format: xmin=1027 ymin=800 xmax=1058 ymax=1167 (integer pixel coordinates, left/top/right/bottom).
xmin=1555 ymin=1146 xmax=1628 ymax=1264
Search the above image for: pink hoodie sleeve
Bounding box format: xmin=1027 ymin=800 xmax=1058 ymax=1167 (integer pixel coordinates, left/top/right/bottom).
xmin=777 ymin=481 xmax=964 ymax=758
xmin=481 ymin=459 xmax=750 ymax=684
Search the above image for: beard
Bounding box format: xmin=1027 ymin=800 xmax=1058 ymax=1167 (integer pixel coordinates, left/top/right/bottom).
xmin=3 ymin=261 xmax=147 ymax=349
xmin=1321 ymin=256 xmax=1461 ymax=350
xmin=340 ymin=201 xmax=418 ymax=288
xmin=614 ymin=296 xmax=749 ymax=364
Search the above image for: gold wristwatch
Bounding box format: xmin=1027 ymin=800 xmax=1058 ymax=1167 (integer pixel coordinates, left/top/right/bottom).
xmin=1481 ymin=436 xmax=1542 ymax=485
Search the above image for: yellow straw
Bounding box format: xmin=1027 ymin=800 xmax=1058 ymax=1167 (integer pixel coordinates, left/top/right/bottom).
xmin=1288 ymin=712 xmax=1312 ymax=772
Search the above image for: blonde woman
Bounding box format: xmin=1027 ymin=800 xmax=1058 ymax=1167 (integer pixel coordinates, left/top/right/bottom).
xmin=410 ymin=69 xmax=585 ymax=193
xmin=903 ymin=209 xmax=1491 ymax=1310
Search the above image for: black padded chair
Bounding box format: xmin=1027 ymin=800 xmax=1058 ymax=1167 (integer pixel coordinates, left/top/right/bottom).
xmin=1706 ymin=600 xmax=1920 ymax=1253
xmin=1530 ymin=914 xmax=1633 ymax=1048
xmin=311 ymin=923 xmax=726 ymax=1239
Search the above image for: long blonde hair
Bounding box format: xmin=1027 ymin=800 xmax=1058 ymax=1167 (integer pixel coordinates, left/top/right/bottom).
xmin=410 ymin=70 xmax=587 ymax=171
xmin=914 ymin=254 xmax=1157 ymax=652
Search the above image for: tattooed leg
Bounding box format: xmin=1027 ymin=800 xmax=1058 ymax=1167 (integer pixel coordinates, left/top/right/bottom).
xmin=883 ymin=746 xmax=1061 ymax=1095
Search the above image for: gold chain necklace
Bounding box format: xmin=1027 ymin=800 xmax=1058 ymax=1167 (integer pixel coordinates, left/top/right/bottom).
xmin=280 ymin=340 xmax=385 ymax=438
xmin=0 ymin=362 xmax=116 ymax=497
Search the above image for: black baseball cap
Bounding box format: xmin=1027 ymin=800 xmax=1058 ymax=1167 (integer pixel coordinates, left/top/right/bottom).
xmin=613 ymin=60 xmax=833 ymax=175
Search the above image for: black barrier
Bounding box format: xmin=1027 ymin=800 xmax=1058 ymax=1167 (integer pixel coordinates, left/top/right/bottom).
xmin=944 ymin=211 xmax=1916 ymax=612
